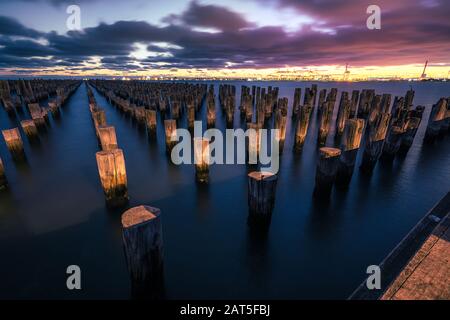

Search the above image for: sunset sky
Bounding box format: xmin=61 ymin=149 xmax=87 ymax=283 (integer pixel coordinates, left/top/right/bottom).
xmin=0 ymin=0 xmax=449 ymax=79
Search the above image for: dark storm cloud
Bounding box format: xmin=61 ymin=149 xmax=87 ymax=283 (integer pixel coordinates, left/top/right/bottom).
xmin=0 ymin=16 xmax=44 ymax=38
xmin=0 ymin=0 xmax=450 ymax=72
xmin=162 ymin=0 xmax=256 ymax=31
xmin=5 ymin=0 xmax=100 ymax=6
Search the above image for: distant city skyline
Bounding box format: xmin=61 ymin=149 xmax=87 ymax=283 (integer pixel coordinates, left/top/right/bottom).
xmin=0 ymin=0 xmax=449 ymax=79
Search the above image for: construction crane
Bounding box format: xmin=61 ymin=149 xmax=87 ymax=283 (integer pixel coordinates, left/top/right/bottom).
xmin=420 ymin=60 xmax=428 ymax=79
xmin=343 ymin=63 xmax=350 ymax=81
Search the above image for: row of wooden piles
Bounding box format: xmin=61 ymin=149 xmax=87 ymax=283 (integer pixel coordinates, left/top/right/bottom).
xmin=0 ymin=81 xmax=80 ymax=191
xmin=85 ymin=85 xmax=129 ymax=208
xmin=82 ymin=80 xmax=450 ymax=299
xmin=90 ymin=80 xmax=211 ymax=183
xmin=83 ymin=83 xmax=166 ymax=298
xmin=236 ymin=85 xmax=449 ymax=214
xmin=88 ymin=81 xmax=450 ymax=203
xmin=0 ymin=79 xmax=77 ymax=115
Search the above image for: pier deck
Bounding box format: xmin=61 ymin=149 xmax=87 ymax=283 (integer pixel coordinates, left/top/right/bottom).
xmin=350 ymin=192 xmax=450 ymax=300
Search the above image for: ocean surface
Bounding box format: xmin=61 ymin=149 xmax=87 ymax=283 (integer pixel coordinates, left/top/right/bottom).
xmin=0 ymin=80 xmax=449 ymax=299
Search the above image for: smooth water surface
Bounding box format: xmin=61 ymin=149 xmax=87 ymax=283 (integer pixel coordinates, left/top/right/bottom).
xmin=0 ymin=81 xmax=449 ymax=299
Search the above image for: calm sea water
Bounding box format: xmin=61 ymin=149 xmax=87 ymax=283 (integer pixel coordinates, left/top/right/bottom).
xmin=0 ymin=81 xmax=449 ymax=299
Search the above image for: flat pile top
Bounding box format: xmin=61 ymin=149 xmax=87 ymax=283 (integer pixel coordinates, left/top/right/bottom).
xmin=121 ymin=205 xmax=159 ymax=228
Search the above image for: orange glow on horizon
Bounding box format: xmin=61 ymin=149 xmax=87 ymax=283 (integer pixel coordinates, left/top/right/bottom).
xmin=3 ymin=63 xmax=449 ymax=81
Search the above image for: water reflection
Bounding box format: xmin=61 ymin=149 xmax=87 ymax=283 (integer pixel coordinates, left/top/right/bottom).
xmin=0 ymin=81 xmax=449 ymax=299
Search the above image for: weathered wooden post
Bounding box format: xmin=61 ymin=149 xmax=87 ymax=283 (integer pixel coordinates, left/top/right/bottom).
xmin=382 ymin=126 xmax=404 ymax=159
xmin=391 ymin=96 xmax=405 ymax=123
xmin=425 ymin=98 xmax=447 ymax=143
xmin=318 ymin=101 xmax=333 ymax=146
xmin=171 ymin=100 xmax=180 ymax=119
xmin=97 ymin=125 xmax=118 ymax=151
xmin=207 ymin=89 xmax=216 ymax=127
xmin=256 ymin=104 xmax=265 ymax=127
xmin=357 ymin=89 xmax=375 ymax=118
xmin=187 ymin=106 xmax=195 ymax=129
xmin=368 ymin=95 xmax=382 ymax=128
xmin=243 ymin=94 xmax=253 ymax=122
xmin=246 ymin=123 xmax=261 ymax=163
xmin=1 ymin=98 xmax=14 ymax=115
xmin=164 ymin=119 xmax=177 ymax=153
xmin=225 ymin=95 xmax=235 ymax=127
xmin=311 ymin=84 xmax=318 ymax=106
xmin=304 ymin=87 xmax=314 ymax=107
xmin=20 ymin=120 xmax=39 ymax=140
xmin=95 ymin=148 xmax=128 ymax=207
xmin=381 ymin=94 xmax=392 ymax=113
xmin=194 ymin=138 xmax=210 ymax=183
xmin=92 ymin=109 xmax=107 ymax=128
xmin=121 ymin=205 xmax=164 ymax=299
xmin=248 ymin=171 xmax=277 ymax=221
xmin=443 ymin=109 xmax=450 ymax=133
xmin=360 ymin=113 xmax=391 ymax=173
xmin=313 ymin=147 xmax=341 ymax=198
xmin=157 ymin=97 xmax=166 ymax=113
xmin=48 ymin=101 xmax=60 ymax=117
xmin=134 ymin=107 xmax=146 ymax=124
xmin=145 ymin=109 xmax=157 ymax=135
xmin=274 ymin=107 xmax=287 ymax=152
xmin=349 ymin=90 xmax=359 ymax=118
xmin=28 ymin=103 xmax=46 ymax=129
xmin=335 ymin=92 xmax=350 ymax=137
xmin=404 ymin=89 xmax=415 ymax=109
xmin=0 ymin=157 xmax=7 ymax=190
xmin=399 ymin=117 xmax=421 ymax=154
xmin=292 ymin=88 xmax=302 ymax=118
xmin=294 ymin=105 xmax=312 ymax=152
xmin=42 ymin=107 xmax=50 ymax=124
xmin=336 ymin=119 xmax=365 ymax=186
xmin=2 ymin=128 xmax=25 ymax=161
xmin=318 ymin=89 xmax=327 ymax=110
